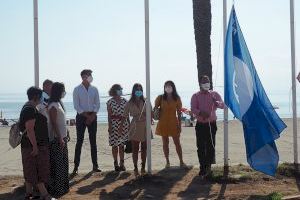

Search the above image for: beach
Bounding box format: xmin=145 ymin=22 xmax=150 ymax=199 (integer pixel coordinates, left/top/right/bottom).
xmin=0 ymin=118 xmax=298 ymax=175
xmin=0 ymin=118 xmax=300 ymax=199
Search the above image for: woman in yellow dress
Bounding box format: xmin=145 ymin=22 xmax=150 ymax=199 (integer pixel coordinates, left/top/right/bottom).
xmin=154 ymin=81 xmax=186 ymax=168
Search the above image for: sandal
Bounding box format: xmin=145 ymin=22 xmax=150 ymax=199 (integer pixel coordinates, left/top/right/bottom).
xmin=24 ymin=193 xmax=32 ymax=200
xmin=41 ymin=194 xmax=57 ymax=200
xmin=114 ymin=161 xmax=120 ymax=172
xmin=134 ymin=168 xmax=139 ymax=177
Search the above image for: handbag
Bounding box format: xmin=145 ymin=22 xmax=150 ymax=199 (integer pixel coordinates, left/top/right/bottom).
xmin=124 ymin=140 xmax=132 ymax=153
xmin=153 ymin=95 xmax=162 ymax=120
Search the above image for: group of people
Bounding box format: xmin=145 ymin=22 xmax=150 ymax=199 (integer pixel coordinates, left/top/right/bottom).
xmin=19 ymin=80 xmax=68 ymax=200
xmin=19 ymin=69 xmax=224 ymax=199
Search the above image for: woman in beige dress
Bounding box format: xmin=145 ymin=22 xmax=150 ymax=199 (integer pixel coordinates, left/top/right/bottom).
xmin=119 ymin=83 xmax=149 ymax=176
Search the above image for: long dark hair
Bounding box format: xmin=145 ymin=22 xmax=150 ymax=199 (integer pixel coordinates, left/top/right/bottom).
xmin=49 ymin=82 xmax=65 ymax=111
xmin=162 ymin=80 xmax=180 ymax=101
xmin=129 ymin=83 xmax=145 ymax=106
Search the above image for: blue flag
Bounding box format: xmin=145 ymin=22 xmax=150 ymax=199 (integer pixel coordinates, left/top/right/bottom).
xmin=224 ymin=6 xmax=287 ymax=176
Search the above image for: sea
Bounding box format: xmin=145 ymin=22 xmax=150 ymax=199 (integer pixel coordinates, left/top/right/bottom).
xmin=0 ymin=91 xmax=298 ymax=124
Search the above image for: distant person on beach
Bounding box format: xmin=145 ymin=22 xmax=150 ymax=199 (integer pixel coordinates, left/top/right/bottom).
xmin=154 ymin=81 xmax=187 ymax=169
xmin=19 ymin=87 xmax=55 ymax=200
xmin=191 ymin=75 xmax=224 ymax=177
xmin=72 ymin=69 xmax=101 ymax=175
xmin=119 ymin=83 xmax=150 ymax=176
xmin=48 ymin=82 xmax=69 ymax=197
xmin=107 ymin=84 xmax=129 ymax=172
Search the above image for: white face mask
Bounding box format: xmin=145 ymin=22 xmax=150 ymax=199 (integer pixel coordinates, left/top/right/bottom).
xmin=87 ymin=76 xmax=93 ymax=83
xmin=165 ymin=86 xmax=173 ymax=94
xmin=201 ymin=83 xmax=210 ymax=91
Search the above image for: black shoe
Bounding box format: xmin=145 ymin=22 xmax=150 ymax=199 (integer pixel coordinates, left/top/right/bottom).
xmin=93 ymin=167 xmax=102 ymax=172
xmin=114 ymin=161 xmax=120 ymax=172
xmin=119 ymin=165 xmax=126 ymax=171
xmin=71 ymin=167 xmax=78 ymax=175
xmin=199 ymin=169 xmax=206 ymax=176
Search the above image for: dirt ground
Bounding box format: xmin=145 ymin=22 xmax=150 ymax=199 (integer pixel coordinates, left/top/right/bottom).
xmin=1 ymin=164 xmax=300 ymax=200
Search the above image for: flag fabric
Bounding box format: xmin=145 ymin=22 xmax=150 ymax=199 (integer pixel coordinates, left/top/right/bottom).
xmin=224 ymin=6 xmax=287 ymax=176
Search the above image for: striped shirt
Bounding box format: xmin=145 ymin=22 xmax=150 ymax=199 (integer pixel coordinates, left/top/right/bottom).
xmin=191 ymin=90 xmax=224 ymax=123
xmin=73 ymin=84 xmax=100 ymax=114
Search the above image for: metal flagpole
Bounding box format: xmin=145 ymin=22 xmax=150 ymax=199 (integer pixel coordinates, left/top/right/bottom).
xmin=290 ymin=0 xmax=298 ymax=164
xmin=33 ymin=0 xmax=39 ymax=87
xmin=144 ymin=0 xmax=152 ymax=173
xmin=223 ymin=0 xmax=229 ymax=168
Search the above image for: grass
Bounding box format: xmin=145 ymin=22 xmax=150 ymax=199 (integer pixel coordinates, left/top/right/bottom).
xmin=207 ymin=162 xmax=300 ymax=183
xmin=249 ymin=192 xmax=283 ymax=200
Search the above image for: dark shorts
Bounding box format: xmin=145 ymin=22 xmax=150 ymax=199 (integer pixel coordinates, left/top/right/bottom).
xmin=21 ymin=145 xmax=50 ymax=185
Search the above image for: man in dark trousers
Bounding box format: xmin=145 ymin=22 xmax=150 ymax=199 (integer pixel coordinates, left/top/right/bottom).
xmin=72 ymin=69 xmax=101 ymax=174
xmin=191 ymin=75 xmax=224 ymax=177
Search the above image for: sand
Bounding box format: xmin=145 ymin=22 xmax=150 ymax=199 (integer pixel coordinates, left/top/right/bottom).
xmin=0 ymin=118 xmax=298 ymax=175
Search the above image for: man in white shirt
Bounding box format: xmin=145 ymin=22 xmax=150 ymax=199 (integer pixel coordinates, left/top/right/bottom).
xmin=72 ymin=69 xmax=101 ymax=174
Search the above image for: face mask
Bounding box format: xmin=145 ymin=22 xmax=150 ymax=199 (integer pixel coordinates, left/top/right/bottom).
xmin=201 ymin=83 xmax=210 ymax=91
xmin=87 ymin=76 xmax=93 ymax=83
xmin=62 ymin=91 xmax=66 ymax=98
xmin=116 ymin=90 xmax=123 ymax=96
xmin=135 ymin=90 xmax=143 ymax=97
xmin=165 ymin=86 xmax=173 ymax=94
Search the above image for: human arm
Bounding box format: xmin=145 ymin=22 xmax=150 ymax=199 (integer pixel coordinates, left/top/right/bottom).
xmin=177 ymin=99 xmax=182 ymax=133
xmin=25 ymin=119 xmax=38 ymax=156
xmin=49 ymin=104 xmax=65 ymax=148
xmin=212 ymin=92 xmax=225 ymax=109
xmin=73 ymin=87 xmax=84 ymax=114
xmin=107 ymin=102 xmax=112 ymax=135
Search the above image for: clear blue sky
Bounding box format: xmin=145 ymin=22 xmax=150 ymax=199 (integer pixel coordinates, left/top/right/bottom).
xmin=0 ymin=0 xmax=299 ymax=96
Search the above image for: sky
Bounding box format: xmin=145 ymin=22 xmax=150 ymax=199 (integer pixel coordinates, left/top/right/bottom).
xmin=0 ymin=0 xmax=299 ymax=96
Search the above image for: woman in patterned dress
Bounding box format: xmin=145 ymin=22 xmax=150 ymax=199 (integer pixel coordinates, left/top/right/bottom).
xmin=48 ymin=82 xmax=69 ymax=197
xmin=107 ymin=84 xmax=129 ymax=171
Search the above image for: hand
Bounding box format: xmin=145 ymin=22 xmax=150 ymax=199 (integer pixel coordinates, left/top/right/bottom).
xmin=177 ymin=124 xmax=182 ymax=134
xmin=31 ymin=146 xmax=39 ymax=157
xmin=59 ymin=137 xmax=65 ymax=149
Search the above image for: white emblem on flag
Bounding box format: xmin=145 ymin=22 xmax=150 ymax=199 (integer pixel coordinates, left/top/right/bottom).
xmin=232 ymin=56 xmax=254 ymax=117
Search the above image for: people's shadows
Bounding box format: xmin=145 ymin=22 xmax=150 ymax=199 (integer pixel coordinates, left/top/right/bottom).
xmin=76 ymin=171 xmax=131 ymax=195
xmin=0 ymin=185 xmax=25 ymax=200
xmin=179 ymin=166 xmax=230 ymax=200
xmin=103 ymin=167 xmax=191 ymax=200
xmin=69 ymin=171 xmax=94 ymax=188
xmin=216 ymin=166 xmax=229 ymax=200
xmin=178 ymin=176 xmax=213 ymax=199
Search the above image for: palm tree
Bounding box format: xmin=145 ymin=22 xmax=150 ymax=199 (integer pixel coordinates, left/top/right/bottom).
xmin=192 ymin=0 xmax=213 ymax=88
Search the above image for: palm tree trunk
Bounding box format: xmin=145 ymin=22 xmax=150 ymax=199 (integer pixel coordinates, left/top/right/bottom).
xmin=192 ymin=0 xmax=213 ymax=88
